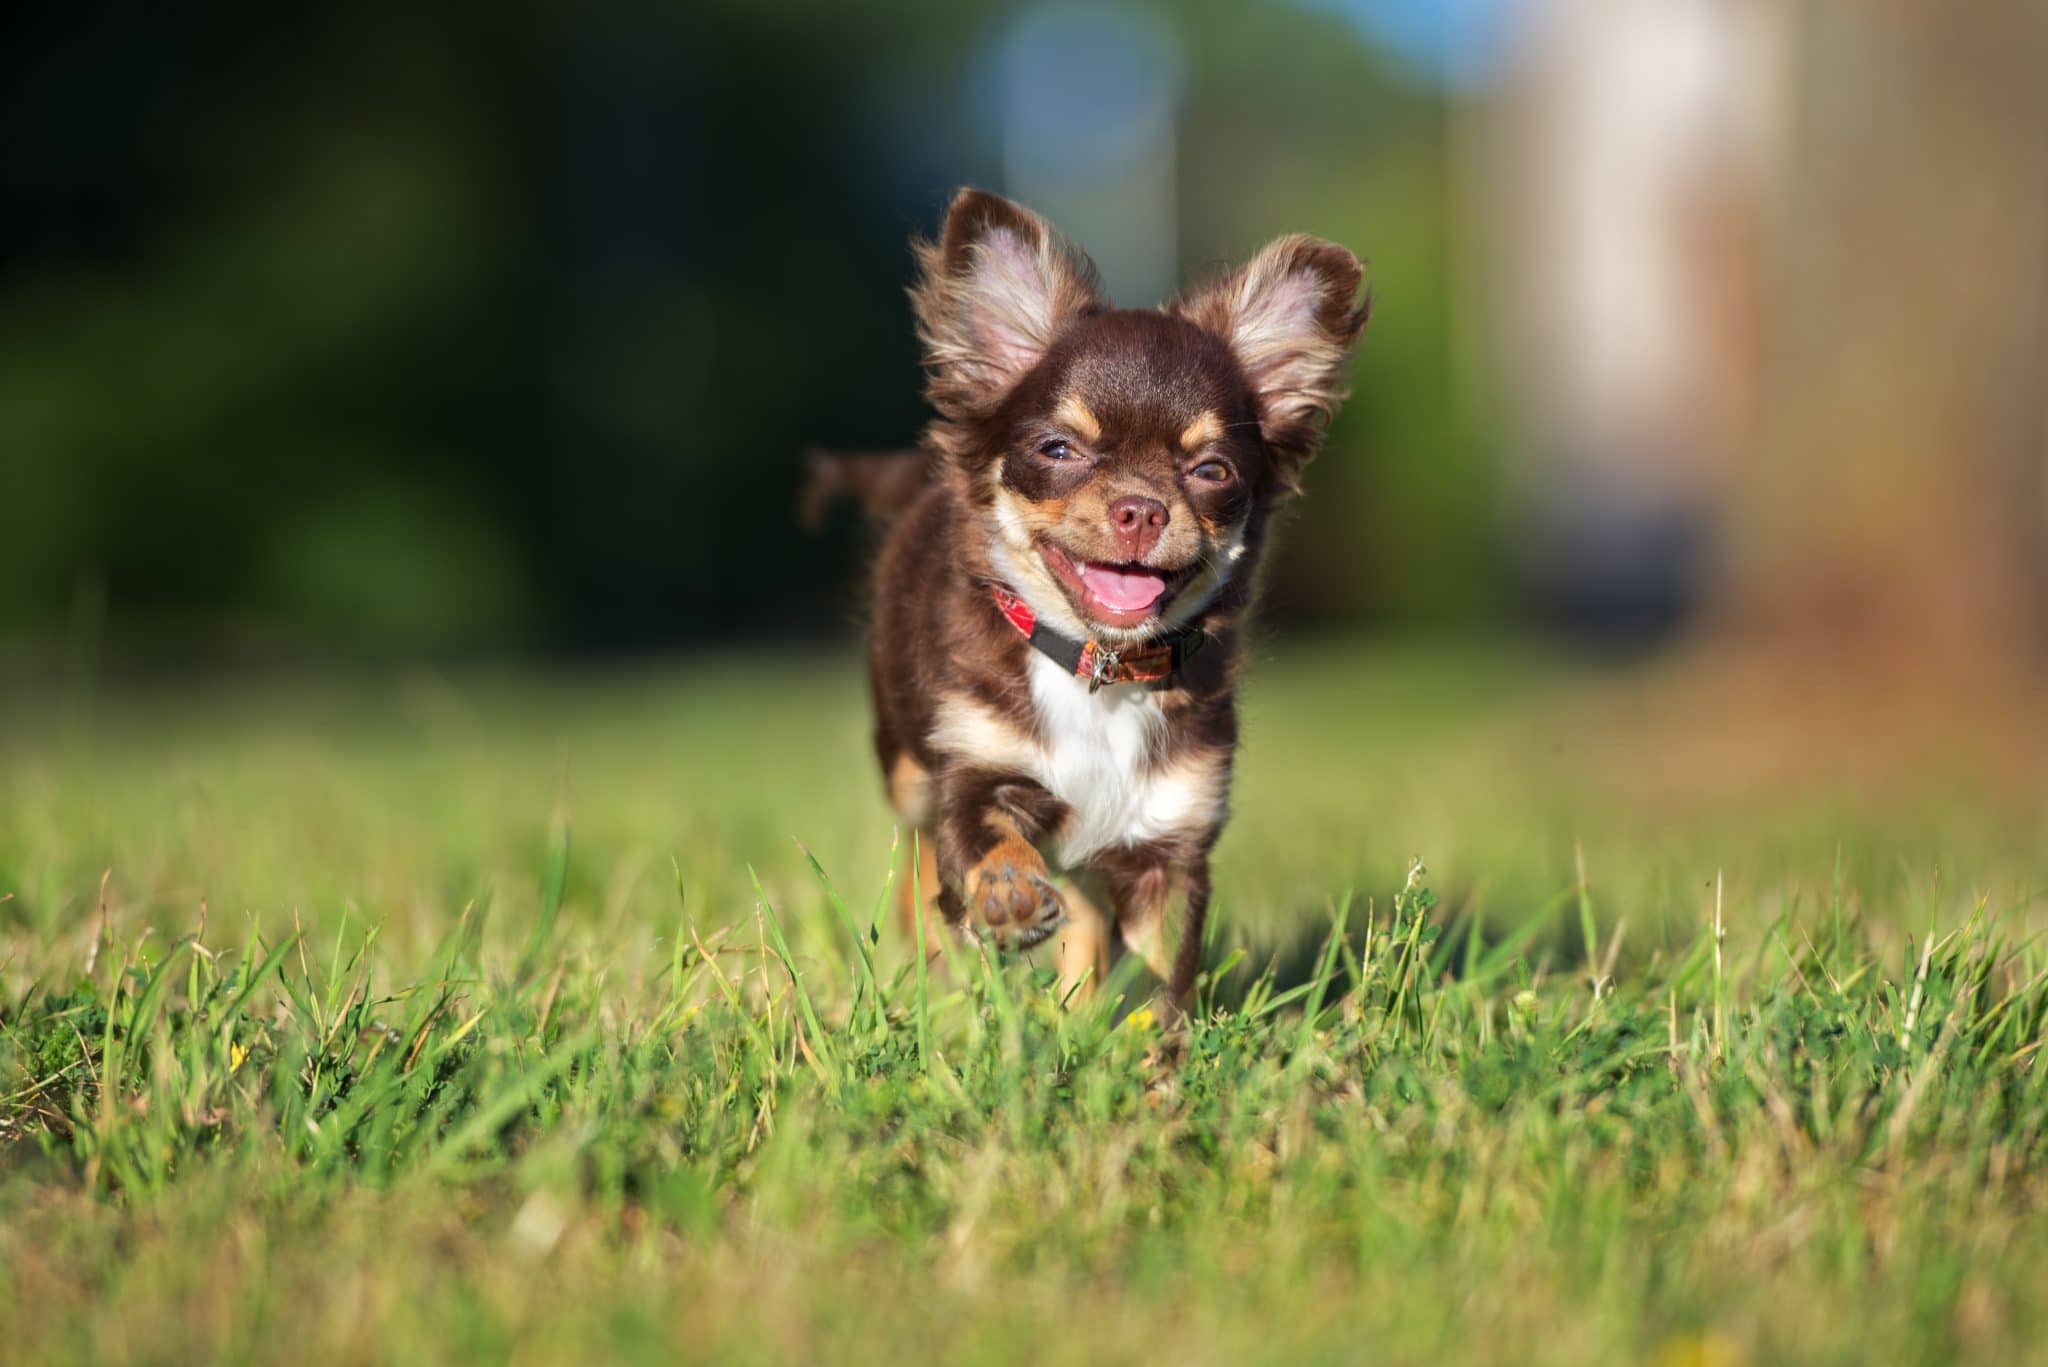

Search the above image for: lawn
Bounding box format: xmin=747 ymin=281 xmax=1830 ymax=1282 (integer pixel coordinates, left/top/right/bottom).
xmin=3 ymin=641 xmax=2046 ymax=1364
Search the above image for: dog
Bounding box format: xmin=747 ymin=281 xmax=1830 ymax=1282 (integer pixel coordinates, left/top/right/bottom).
xmin=827 ymin=188 xmax=1368 ymax=1011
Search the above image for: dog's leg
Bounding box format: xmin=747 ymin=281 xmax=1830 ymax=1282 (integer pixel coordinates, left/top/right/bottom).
xmin=896 ymin=834 xmax=948 ymax=958
xmin=1109 ymin=860 xmax=1177 ymax=987
xmin=1053 ymin=879 xmax=1112 ymax=1002
xmin=884 ymin=754 xmax=951 ymax=956
xmin=1167 ymin=856 xmax=1212 ymax=1013
xmin=1108 ymin=851 xmax=1211 ymax=1018
xmin=936 ymin=770 xmax=1068 ymax=948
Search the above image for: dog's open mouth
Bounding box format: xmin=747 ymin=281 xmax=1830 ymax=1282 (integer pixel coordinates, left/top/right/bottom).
xmin=1038 ymin=542 xmax=1185 ymax=630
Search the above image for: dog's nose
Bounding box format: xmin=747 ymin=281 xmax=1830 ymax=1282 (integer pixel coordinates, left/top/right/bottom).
xmin=1107 ymin=496 xmax=1169 ymax=559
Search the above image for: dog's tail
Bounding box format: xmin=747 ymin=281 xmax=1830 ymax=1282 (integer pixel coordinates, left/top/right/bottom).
xmin=798 ymin=445 xmax=937 ymax=529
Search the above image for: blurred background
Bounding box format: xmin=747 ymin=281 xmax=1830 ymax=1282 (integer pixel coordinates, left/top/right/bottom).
xmin=2 ymin=0 xmax=2045 ymax=677
xmin=3 ymin=0 xmax=2048 ymax=996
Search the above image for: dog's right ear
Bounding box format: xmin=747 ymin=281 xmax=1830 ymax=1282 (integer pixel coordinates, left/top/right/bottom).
xmin=911 ymin=189 xmax=1102 ymax=421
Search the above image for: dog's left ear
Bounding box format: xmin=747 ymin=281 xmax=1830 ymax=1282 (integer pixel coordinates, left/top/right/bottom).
xmin=912 ymin=188 xmax=1103 ymax=423
xmin=1174 ymin=235 xmax=1369 ymax=486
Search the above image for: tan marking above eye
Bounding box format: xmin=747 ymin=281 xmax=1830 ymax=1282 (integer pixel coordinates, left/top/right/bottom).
xmin=1179 ymin=411 xmax=1224 ymax=451
xmin=1053 ymin=395 xmax=1103 ymax=443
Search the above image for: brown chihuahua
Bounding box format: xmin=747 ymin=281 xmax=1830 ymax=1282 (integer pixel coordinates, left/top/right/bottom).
xmin=839 ymin=188 xmax=1367 ymax=1010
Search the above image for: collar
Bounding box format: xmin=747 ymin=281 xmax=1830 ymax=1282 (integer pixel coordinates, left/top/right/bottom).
xmin=990 ymin=584 xmax=1206 ymax=692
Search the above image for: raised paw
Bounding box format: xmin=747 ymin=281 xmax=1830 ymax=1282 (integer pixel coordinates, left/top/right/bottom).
xmin=965 ymin=839 xmax=1068 ymax=949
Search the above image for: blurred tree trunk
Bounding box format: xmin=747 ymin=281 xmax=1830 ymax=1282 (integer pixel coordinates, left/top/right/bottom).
xmin=1704 ymin=3 xmax=2048 ymax=678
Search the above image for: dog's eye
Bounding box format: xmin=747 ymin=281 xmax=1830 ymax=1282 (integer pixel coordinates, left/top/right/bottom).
xmin=1038 ymin=439 xmax=1074 ymax=461
xmin=1189 ymin=460 xmax=1233 ymax=484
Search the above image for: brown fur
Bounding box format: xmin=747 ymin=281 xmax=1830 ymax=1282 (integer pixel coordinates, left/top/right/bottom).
xmin=850 ymin=189 xmax=1367 ymax=1009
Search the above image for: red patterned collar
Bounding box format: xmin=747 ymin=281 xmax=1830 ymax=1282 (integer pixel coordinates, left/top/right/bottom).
xmin=990 ymin=585 xmax=1204 ymax=692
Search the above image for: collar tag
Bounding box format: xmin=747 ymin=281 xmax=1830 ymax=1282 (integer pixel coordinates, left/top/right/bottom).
xmin=1082 ymin=643 xmax=1121 ymax=693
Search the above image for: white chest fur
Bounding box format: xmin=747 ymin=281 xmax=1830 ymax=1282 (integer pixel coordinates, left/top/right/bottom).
xmin=1024 ymin=652 xmax=1221 ymax=867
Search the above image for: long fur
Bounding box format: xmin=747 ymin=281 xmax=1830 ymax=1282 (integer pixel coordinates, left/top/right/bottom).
xmin=1171 ymin=235 xmax=1372 ymax=488
xmin=836 ymin=187 xmax=1368 ymax=1008
xmin=909 ymin=191 xmax=1103 ymax=462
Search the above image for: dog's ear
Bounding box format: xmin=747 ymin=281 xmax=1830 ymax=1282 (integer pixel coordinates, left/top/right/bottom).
xmin=912 ymin=189 xmax=1102 ymax=421
xmin=1173 ymin=235 xmax=1369 ymax=487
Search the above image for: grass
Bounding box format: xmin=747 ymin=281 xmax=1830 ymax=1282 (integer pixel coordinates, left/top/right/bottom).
xmin=3 ymin=640 xmax=2047 ymax=1364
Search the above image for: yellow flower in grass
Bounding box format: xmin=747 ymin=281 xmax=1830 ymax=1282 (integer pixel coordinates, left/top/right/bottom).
xmin=1653 ymin=1333 xmax=1742 ymax=1367
xmin=1123 ymin=1006 xmax=1157 ymax=1033
xmin=229 ymin=1042 xmax=248 ymax=1073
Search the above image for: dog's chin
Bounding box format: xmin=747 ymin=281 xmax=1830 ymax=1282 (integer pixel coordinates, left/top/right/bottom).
xmin=1036 ymin=541 xmax=1191 ymax=636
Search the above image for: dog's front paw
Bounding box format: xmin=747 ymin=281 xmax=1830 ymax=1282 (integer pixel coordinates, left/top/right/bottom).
xmin=965 ymin=839 xmax=1067 ymax=949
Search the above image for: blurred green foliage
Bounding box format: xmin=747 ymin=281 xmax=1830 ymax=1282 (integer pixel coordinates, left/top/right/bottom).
xmin=1 ymin=1 xmax=1492 ymax=662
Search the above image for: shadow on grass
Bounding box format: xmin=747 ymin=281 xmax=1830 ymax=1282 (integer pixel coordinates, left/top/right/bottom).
xmin=1196 ymin=877 xmax=1595 ymax=1014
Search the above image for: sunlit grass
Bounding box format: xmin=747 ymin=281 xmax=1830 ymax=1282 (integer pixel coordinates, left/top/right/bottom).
xmin=3 ymin=642 xmax=2046 ymax=1363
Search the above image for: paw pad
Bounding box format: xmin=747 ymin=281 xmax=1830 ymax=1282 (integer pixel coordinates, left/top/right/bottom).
xmin=968 ymin=855 xmax=1068 ymax=949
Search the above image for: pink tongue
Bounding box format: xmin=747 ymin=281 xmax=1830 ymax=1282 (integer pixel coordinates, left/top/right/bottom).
xmin=1080 ymin=564 xmax=1168 ymax=613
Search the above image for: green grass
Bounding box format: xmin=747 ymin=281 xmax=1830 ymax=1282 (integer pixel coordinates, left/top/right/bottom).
xmin=3 ymin=641 xmax=2047 ymax=1364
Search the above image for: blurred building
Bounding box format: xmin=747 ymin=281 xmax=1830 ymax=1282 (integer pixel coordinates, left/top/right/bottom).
xmin=1477 ymin=0 xmax=2048 ymax=666
xmin=1481 ymin=0 xmax=1781 ymax=640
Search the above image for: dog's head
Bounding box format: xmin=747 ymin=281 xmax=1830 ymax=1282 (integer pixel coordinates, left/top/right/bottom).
xmin=911 ymin=189 xmax=1368 ymax=645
